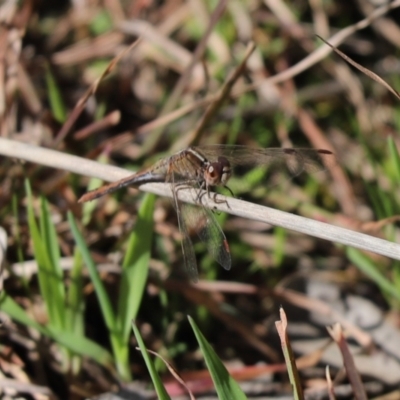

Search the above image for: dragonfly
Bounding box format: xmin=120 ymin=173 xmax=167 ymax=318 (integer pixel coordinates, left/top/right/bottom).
xmin=78 ymin=145 xmax=335 ymax=282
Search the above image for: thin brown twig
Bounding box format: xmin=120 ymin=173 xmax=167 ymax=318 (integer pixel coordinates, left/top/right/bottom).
xmin=316 ymin=34 xmax=400 ymax=101
xmin=182 ymin=41 xmax=256 ymax=148
xmin=73 ymin=111 xmax=121 ymax=141
xmin=53 ymin=38 xmax=141 ymax=147
xmin=135 ymin=347 xmax=195 ymax=400
xmin=274 ymin=287 xmax=373 ymax=348
xmin=327 ymin=324 xmax=368 ymax=400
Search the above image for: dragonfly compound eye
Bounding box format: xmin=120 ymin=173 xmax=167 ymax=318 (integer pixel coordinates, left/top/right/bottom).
xmin=217 ymin=157 xmax=231 ymax=184
xmin=205 ymin=164 xmax=221 ymax=185
xmin=204 ymin=157 xmax=232 ymax=186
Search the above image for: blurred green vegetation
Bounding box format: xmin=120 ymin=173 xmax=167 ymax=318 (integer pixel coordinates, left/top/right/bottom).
xmin=1 ymin=0 xmax=400 ymax=397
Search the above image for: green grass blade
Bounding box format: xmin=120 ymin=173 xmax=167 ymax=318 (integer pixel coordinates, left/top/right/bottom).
xmin=0 ymin=293 xmax=113 ymax=367
xmin=47 ymin=328 xmax=114 ymax=368
xmin=0 ymin=292 xmax=50 ymax=335
xmin=65 ymin=248 xmax=85 ymax=374
xmin=347 ymin=247 xmax=400 ymax=302
xmin=132 ymin=322 xmax=171 ymax=399
xmin=117 ymin=193 xmax=156 ymax=342
xmin=67 ymin=212 xmax=116 ymax=330
xmin=188 ymin=316 xmax=247 ymax=399
xmin=38 ymin=195 xmax=71 ymax=370
xmin=45 ymin=65 xmax=67 ymax=123
xmin=25 ymin=180 xmax=66 ymax=330
xmin=39 ymin=197 xmax=64 ymax=288
xmin=69 ymin=211 xmax=132 ymax=377
xmin=364 ymin=181 xmax=394 ymax=219
xmin=65 ymin=248 xmax=84 ymax=336
xmin=388 ymin=136 xmax=400 ymax=183
xmin=39 ymin=197 xmax=63 ymax=272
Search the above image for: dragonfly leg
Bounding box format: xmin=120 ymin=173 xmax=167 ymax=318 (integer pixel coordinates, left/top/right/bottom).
xmin=223 ymin=185 xmax=235 ymax=198
xmin=206 ymin=187 xmax=231 ymax=209
xmin=196 ymin=187 xmax=223 ymax=215
xmin=195 ymin=181 xmax=206 ymax=203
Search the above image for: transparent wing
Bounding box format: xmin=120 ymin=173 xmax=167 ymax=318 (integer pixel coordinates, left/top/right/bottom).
xmin=181 ymin=199 xmax=231 ymax=271
xmin=169 ymin=170 xmax=231 ymax=281
xmin=176 ymin=202 xmax=199 ymax=283
xmin=170 ymin=179 xmax=199 ymax=282
xmin=193 ymin=145 xmax=335 ymax=177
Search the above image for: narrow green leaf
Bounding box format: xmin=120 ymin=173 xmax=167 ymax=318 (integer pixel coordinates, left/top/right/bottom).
xmin=0 ymin=292 xmax=49 ymax=335
xmin=0 ymin=294 xmax=113 ymax=367
xmin=67 ymin=212 xmax=116 ymax=330
xmin=40 ymin=197 xmax=62 ymax=272
xmin=25 ymin=180 xmax=66 ymax=329
xmin=39 ymin=197 xmax=66 ymax=311
xmin=347 ymin=247 xmax=400 ymax=302
xmin=118 ymin=193 xmax=155 ymax=342
xmin=364 ymin=181 xmax=390 ymax=219
xmin=189 ymin=316 xmax=247 ymax=399
xmin=45 ymin=65 xmax=67 ymax=123
xmin=66 ymin=248 xmax=85 ymax=374
xmin=65 ymin=248 xmax=85 ymax=336
xmin=37 ymin=195 xmax=70 ymax=370
xmin=69 ymin=212 xmax=137 ymax=378
xmin=47 ymin=328 xmax=114 ymax=368
xmin=388 ymin=136 xmax=400 ymax=183
xmin=132 ymin=323 xmax=171 ymax=399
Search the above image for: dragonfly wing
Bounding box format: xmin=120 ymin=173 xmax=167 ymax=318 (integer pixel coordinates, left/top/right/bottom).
xmin=169 ymin=174 xmax=199 ymax=282
xmin=181 ymin=200 xmax=231 ymax=271
xmin=194 ymin=145 xmax=334 ymax=176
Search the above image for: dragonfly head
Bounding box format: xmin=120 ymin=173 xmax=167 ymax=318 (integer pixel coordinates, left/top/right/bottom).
xmin=204 ymin=156 xmax=231 ymax=186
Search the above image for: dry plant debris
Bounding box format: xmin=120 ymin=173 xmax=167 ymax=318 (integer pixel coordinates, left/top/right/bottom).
xmin=1 ymin=0 xmax=400 ymax=398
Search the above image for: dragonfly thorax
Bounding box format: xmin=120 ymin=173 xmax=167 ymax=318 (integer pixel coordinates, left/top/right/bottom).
xmin=204 ymin=156 xmax=231 ymax=187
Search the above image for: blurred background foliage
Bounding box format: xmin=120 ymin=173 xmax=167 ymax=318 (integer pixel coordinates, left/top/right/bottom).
xmin=1 ymin=0 xmax=400 ymax=398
